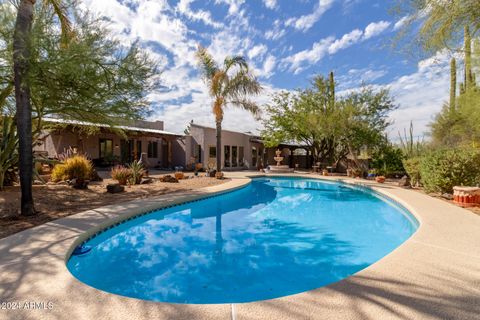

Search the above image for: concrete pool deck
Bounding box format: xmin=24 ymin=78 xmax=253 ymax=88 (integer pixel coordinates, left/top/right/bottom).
xmin=0 ymin=172 xmax=479 ymax=320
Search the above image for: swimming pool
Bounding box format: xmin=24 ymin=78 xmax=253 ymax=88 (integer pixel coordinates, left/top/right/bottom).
xmin=67 ymin=177 xmax=417 ymax=304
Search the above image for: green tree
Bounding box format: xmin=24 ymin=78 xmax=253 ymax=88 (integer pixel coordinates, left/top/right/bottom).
xmin=262 ymin=73 xmax=396 ymax=170
xmin=262 ymin=74 xmax=342 ymax=165
xmin=396 ymin=0 xmax=479 ymax=54
xmin=4 ymin=2 xmax=157 ymax=215
xmin=196 ymin=46 xmax=261 ymax=172
xmin=13 ymin=0 xmax=74 ymax=216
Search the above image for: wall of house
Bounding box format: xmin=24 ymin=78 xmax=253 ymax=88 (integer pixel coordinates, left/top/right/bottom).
xmin=188 ymin=125 xmax=264 ymax=171
xmin=35 ymin=129 xmax=181 ymax=168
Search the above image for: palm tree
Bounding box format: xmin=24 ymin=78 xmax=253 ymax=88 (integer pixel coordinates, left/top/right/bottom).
xmin=196 ymin=46 xmax=262 ymax=173
xmin=13 ymin=0 xmax=72 ymax=216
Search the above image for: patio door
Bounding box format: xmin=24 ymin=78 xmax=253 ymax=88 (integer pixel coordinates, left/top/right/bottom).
xmin=120 ymin=140 xmax=134 ymax=163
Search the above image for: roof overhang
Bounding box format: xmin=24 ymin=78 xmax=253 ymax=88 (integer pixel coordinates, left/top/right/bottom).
xmin=43 ymin=118 xmax=181 ymax=137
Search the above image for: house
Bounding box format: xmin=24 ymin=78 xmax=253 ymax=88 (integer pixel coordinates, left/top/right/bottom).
xmin=179 ymin=123 xmax=266 ymax=171
xmin=34 ymin=118 xmax=184 ymax=168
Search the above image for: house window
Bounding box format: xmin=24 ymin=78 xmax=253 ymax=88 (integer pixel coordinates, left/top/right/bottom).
xmin=148 ymin=141 xmax=158 ymax=158
xmin=232 ymin=146 xmax=238 ymax=167
xmin=224 ymin=145 xmax=231 ymax=167
xmin=239 ymin=146 xmax=244 ymax=167
xmin=99 ymin=139 xmax=113 ymax=159
xmin=209 ymin=146 xmax=216 ymax=158
xmin=252 ymin=146 xmax=257 ymax=167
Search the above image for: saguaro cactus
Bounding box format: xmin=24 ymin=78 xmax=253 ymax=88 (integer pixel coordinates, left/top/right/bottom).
xmin=328 ymin=71 xmax=335 ymax=109
xmin=450 ymin=58 xmax=456 ymax=110
xmin=464 ymin=26 xmax=473 ymax=91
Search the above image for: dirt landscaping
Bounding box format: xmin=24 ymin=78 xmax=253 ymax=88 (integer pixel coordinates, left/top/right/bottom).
xmin=0 ymin=173 xmax=229 ymax=239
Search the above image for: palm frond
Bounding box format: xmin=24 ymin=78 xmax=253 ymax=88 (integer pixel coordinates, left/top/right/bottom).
xmin=225 ymin=70 xmax=262 ymax=98
xmin=229 ymin=98 xmax=260 ymax=118
xmin=196 ymin=45 xmax=218 ymax=81
xmin=224 ymin=56 xmax=248 ymax=73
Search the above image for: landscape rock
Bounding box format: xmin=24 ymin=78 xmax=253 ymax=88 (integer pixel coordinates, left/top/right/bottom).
xmin=160 ymin=175 xmax=179 ymax=183
xmin=107 ymin=184 xmax=124 ymax=193
xmin=140 ymin=177 xmax=153 ymax=184
xmin=442 ymin=193 xmax=454 ymax=200
xmin=398 ymin=175 xmax=411 ymax=187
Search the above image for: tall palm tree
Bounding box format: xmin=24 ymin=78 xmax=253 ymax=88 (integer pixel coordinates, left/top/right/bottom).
xmin=13 ymin=0 xmax=72 ymax=216
xmin=196 ymin=46 xmax=262 ymax=173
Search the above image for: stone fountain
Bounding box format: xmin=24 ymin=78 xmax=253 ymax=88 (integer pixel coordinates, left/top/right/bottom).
xmin=269 ymin=149 xmax=294 ymax=173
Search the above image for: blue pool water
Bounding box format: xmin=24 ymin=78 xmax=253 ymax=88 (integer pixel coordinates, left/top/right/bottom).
xmin=67 ymin=177 xmax=417 ymax=304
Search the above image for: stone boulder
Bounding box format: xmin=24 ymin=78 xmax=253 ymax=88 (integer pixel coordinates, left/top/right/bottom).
xmin=160 ymin=175 xmax=179 ymax=183
xmin=398 ymin=175 xmax=411 ymax=187
xmin=140 ymin=177 xmax=153 ymax=184
xmin=107 ymin=183 xmax=125 ymax=193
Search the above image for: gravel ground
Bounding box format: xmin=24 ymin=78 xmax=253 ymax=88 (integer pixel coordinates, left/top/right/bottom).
xmin=0 ymin=173 xmax=228 ymax=239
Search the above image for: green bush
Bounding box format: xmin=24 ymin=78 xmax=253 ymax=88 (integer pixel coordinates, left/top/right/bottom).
xmin=370 ymin=144 xmax=405 ymax=177
xmin=403 ymin=157 xmax=421 ymax=187
xmin=51 ymin=156 xmax=93 ymax=182
xmin=420 ymin=148 xmax=480 ymax=193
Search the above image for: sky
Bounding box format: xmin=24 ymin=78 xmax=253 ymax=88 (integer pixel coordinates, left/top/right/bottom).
xmin=78 ymin=0 xmax=456 ymax=139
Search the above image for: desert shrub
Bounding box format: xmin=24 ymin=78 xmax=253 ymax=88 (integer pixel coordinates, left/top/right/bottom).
xmin=403 ymin=157 xmax=422 ymax=187
xmin=111 ymin=165 xmax=132 ymax=185
xmin=420 ymin=148 xmax=480 ymax=193
xmin=128 ymin=160 xmax=145 ymax=185
xmin=51 ymin=156 xmax=93 ymax=182
xmin=370 ymin=144 xmax=405 ymax=177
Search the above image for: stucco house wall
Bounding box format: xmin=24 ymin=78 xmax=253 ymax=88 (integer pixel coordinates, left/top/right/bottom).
xmin=34 ymin=119 xmax=181 ymax=168
xmin=186 ymin=124 xmax=265 ymax=171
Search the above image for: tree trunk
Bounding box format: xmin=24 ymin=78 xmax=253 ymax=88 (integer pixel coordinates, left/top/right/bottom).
xmin=216 ymin=120 xmax=222 ymax=172
xmin=13 ymin=0 xmax=36 ymax=216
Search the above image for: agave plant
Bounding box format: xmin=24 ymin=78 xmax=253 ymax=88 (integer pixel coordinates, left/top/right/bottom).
xmin=128 ymin=160 xmax=145 ymax=185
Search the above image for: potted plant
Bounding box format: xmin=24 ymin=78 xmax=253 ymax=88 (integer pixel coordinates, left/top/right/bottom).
xmin=322 ymin=169 xmax=329 ymax=176
xmin=375 ymin=175 xmax=386 ymax=183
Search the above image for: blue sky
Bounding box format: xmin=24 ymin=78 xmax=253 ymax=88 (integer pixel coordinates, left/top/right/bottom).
xmin=80 ymin=0 xmax=454 ymax=138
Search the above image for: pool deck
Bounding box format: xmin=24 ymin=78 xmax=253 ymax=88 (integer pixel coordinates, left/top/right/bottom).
xmin=1 ymin=172 xmax=479 ymax=320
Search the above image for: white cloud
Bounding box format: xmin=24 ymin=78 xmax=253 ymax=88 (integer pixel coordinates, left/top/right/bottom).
xmin=176 ymin=0 xmax=223 ymax=28
xmin=248 ymin=44 xmax=268 ymax=60
xmin=284 ymin=20 xmax=392 ymax=72
xmin=328 ymin=29 xmax=363 ymax=54
xmin=393 ymin=15 xmax=409 ymax=31
xmin=283 ymin=37 xmax=335 ymax=74
xmin=285 ymin=0 xmax=335 ymax=32
xmin=363 ymin=20 xmax=391 ymax=39
xmin=263 ymin=0 xmax=278 ymax=10
xmin=214 ymin=0 xmax=245 ymax=16
xmin=259 ymin=55 xmax=277 ymax=78
xmin=265 ymin=20 xmax=287 ymax=40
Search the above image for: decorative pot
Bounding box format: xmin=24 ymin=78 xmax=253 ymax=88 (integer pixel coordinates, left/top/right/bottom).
xmin=375 ymin=176 xmax=386 ymax=183
xmin=322 ymin=169 xmax=329 ymax=176
xmin=215 ymin=172 xmax=224 ymax=179
xmin=174 ymin=172 xmax=185 ymax=180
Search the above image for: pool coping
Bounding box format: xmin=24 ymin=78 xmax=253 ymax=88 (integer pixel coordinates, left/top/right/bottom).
xmin=1 ymin=173 xmax=479 ymax=320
